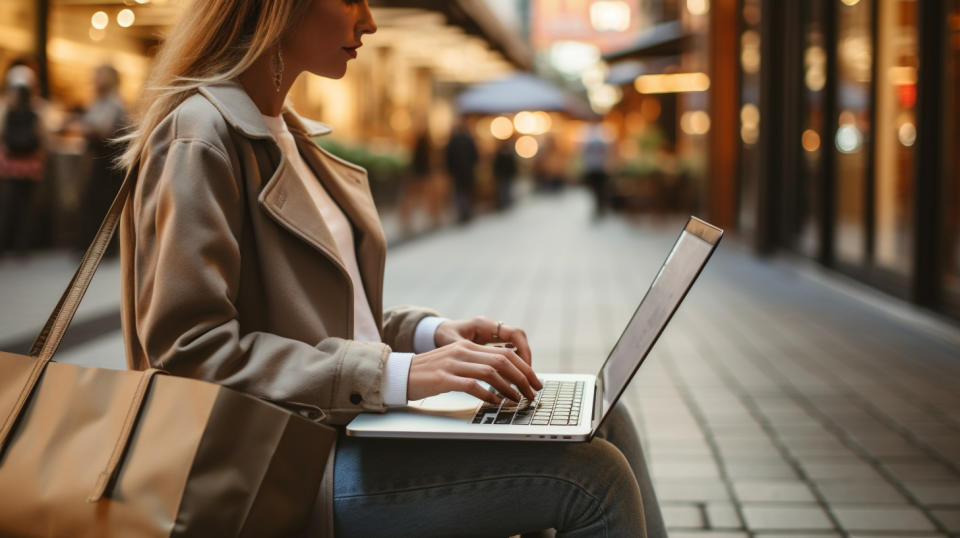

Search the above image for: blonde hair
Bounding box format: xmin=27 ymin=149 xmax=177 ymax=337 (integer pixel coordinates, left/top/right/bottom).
xmin=118 ymin=0 xmax=308 ymax=170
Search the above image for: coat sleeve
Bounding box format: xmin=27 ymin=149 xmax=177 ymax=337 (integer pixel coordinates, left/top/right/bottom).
xmin=382 ymin=305 xmax=439 ymax=352
xmin=130 ymin=136 xmax=388 ymax=424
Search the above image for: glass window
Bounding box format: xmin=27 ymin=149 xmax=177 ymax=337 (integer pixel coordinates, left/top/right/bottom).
xmin=873 ymin=0 xmax=917 ymax=275
xmin=945 ymin=2 xmax=960 ymax=294
xmin=797 ymin=2 xmax=828 ymax=256
xmin=738 ymin=0 xmax=763 ymax=234
xmin=834 ymin=0 xmax=873 ymax=265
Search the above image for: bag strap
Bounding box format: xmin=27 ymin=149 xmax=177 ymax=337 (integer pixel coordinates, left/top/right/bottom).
xmin=0 ymin=167 xmax=136 ymax=453
xmin=31 ymin=166 xmax=136 ymax=362
xmin=89 ymin=367 xmax=166 ymax=503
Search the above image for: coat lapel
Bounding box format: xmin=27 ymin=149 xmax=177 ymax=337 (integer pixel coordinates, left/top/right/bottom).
xmin=295 ymin=134 xmax=386 ymax=326
xmin=257 ymin=156 xmax=347 ymax=272
xmin=200 ymin=81 xmax=386 ymax=328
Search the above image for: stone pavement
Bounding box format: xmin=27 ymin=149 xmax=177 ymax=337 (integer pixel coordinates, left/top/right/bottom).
xmin=2 ymin=188 xmax=958 ymax=536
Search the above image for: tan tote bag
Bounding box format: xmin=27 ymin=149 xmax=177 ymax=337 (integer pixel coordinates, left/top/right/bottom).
xmin=0 ymin=169 xmax=337 ymax=537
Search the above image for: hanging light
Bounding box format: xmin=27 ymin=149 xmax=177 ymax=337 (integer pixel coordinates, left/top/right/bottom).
xmin=590 ymin=1 xmax=631 ymax=33
xmin=117 ymin=9 xmax=135 ymax=28
xmin=91 ymin=11 xmax=109 ymax=30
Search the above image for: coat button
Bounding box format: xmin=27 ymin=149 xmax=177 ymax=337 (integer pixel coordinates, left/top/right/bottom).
xmin=350 ymin=393 xmax=363 ymax=405
xmin=300 ymin=409 xmax=320 ymax=420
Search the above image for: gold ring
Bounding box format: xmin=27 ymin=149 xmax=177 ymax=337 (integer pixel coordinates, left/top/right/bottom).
xmin=495 ymin=321 xmax=504 ymax=340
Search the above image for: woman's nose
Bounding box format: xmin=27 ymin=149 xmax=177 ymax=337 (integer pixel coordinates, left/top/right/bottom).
xmin=358 ymin=1 xmax=377 ymax=36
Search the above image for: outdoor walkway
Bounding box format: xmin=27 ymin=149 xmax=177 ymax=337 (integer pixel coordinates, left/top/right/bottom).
xmin=1 ymin=188 xmax=958 ymax=536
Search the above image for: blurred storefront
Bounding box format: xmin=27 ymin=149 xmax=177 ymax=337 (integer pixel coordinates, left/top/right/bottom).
xmin=713 ymin=0 xmax=960 ymax=320
xmin=0 ymin=0 xmax=531 ymax=245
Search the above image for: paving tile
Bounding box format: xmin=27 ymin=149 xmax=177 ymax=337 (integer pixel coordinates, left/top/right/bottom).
xmin=849 ymin=534 xmax=947 ymax=538
xmin=655 ymin=480 xmax=732 ymax=502
xmin=662 ymin=503 xmax=706 ymax=529
xmin=814 ymin=481 xmax=909 ymax=504
xmin=733 ymin=481 xmax=818 ymax=503
xmin=706 ymin=501 xmax=743 ymax=529
xmin=902 ymin=482 xmax=960 ymax=506
xmin=859 ymin=438 xmax=930 ymax=460
xmin=932 ymin=509 xmax=960 ymax=532
xmin=670 ymin=530 xmax=748 ymax=538
xmin=755 ymin=534 xmax=841 ymax=538
xmin=713 ymin=437 xmax=781 ymax=451
xmin=884 ymin=462 xmax=960 ymax=483
xmin=831 ymin=506 xmax=936 ymax=532
xmin=741 ymin=505 xmax=835 ymax=531
xmin=653 ymin=460 xmax=722 ymax=480
xmin=790 ymin=446 xmax=864 ymax=459
xmin=792 ymin=453 xmax=867 ymax=466
xmin=719 ymin=449 xmax=790 ymax=462
xmin=802 ymin=462 xmax=885 ymax=482
xmin=725 ymin=461 xmax=800 ymax=480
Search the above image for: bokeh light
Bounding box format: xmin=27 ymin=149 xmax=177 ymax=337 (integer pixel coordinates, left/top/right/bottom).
xmin=490 ymin=116 xmax=514 ymax=140
xmin=117 ymin=9 xmax=135 ymax=28
xmin=515 ymin=135 xmax=539 ymax=159
xmin=91 ymin=11 xmax=109 ymax=30
xmin=801 ymin=129 xmax=821 ymax=152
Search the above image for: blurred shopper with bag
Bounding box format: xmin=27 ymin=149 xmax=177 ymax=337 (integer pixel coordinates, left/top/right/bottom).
xmin=0 ymin=65 xmax=45 ymax=256
xmin=101 ymin=0 xmax=667 ymax=536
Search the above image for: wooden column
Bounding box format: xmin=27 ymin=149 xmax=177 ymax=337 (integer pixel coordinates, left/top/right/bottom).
xmin=34 ymin=0 xmax=49 ymax=98
xmin=912 ymin=0 xmax=946 ymax=307
xmin=707 ymin=0 xmax=739 ymax=229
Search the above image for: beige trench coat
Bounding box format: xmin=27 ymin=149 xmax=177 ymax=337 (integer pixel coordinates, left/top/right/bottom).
xmin=120 ymin=81 xmax=435 ymax=534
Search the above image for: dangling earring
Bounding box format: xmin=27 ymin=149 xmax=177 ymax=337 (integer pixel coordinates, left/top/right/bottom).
xmin=272 ymin=46 xmax=284 ymax=93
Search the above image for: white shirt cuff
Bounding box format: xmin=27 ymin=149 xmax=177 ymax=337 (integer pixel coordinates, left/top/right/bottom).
xmin=413 ymin=316 xmax=448 ymax=354
xmin=382 ymin=353 xmax=414 ymax=407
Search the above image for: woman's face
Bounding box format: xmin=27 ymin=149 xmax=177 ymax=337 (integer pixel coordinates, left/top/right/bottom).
xmin=284 ymin=0 xmax=377 ymax=79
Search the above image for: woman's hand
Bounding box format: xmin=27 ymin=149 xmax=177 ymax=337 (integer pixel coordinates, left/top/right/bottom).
xmin=434 ymin=316 xmax=533 ymax=365
xmin=407 ymin=340 xmax=543 ymax=404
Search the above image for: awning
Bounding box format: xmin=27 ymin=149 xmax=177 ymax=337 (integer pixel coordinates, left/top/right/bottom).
xmin=456 ymin=73 xmax=596 ymax=119
xmin=602 ymin=21 xmax=693 ymax=62
xmin=369 ymin=0 xmax=533 ymax=71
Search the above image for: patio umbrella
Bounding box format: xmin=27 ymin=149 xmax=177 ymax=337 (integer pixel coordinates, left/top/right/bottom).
xmin=456 ymin=73 xmax=596 ymax=119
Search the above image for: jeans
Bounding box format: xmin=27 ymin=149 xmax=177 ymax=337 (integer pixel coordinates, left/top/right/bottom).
xmin=333 ymin=402 xmax=666 ymax=538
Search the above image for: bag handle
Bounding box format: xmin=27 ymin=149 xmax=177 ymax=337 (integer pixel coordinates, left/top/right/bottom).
xmin=31 ymin=166 xmax=136 ymax=361
xmin=88 ymin=367 xmax=166 ymax=502
xmin=0 ymin=167 xmax=135 ymax=453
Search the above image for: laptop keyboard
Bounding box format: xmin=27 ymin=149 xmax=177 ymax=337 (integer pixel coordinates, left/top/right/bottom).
xmin=471 ymin=380 xmax=584 ymax=426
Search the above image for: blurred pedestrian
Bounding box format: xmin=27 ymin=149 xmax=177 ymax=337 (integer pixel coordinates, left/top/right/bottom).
xmin=582 ymin=122 xmax=611 ymax=218
xmin=77 ymin=64 xmax=127 ymax=254
xmin=533 ymin=133 xmax=564 ymax=193
xmin=398 ymin=127 xmax=433 ymax=234
xmin=0 ymin=65 xmax=45 ymax=256
xmin=444 ymin=119 xmax=478 ymax=224
xmin=492 ymin=137 xmax=517 ymax=210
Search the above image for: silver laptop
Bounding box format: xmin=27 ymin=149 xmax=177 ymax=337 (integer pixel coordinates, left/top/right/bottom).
xmin=347 ymin=217 xmax=723 ymax=442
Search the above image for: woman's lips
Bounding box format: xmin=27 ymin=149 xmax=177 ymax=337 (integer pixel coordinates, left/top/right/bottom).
xmin=344 ymin=47 xmax=359 ymax=59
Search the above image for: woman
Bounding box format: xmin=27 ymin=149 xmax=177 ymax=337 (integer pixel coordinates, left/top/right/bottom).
xmin=118 ymin=1 xmax=665 ymax=536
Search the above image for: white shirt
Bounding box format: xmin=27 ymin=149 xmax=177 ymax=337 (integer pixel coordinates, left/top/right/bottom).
xmin=261 ymin=114 xmax=445 ymax=405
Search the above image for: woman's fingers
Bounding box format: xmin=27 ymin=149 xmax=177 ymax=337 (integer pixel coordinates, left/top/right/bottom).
xmin=407 ymin=339 xmax=543 ymax=404
xmin=450 ymin=361 xmax=523 ymax=402
xmin=494 ymin=324 xmax=533 ymax=366
xmin=451 ymin=376 xmax=502 ymax=405
xmin=464 ymin=342 xmax=542 ymax=395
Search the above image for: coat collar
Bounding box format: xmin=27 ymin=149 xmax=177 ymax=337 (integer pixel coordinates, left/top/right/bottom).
xmin=198 ymin=81 xmax=387 ymax=327
xmin=199 ymin=81 xmax=333 ymax=140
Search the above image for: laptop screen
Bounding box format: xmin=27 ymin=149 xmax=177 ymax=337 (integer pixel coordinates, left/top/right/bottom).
xmin=594 ymin=218 xmax=722 ymax=433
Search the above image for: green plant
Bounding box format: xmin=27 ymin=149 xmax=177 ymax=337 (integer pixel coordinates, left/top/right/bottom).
xmin=314 ymin=138 xmax=410 ymax=181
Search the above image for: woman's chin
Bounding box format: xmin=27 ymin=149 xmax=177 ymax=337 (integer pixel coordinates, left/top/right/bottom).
xmin=310 ymin=64 xmax=348 ymax=80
